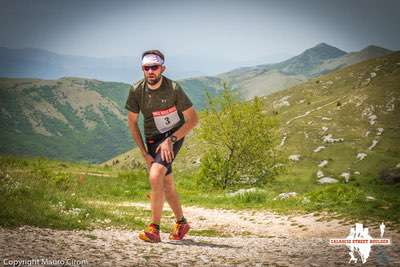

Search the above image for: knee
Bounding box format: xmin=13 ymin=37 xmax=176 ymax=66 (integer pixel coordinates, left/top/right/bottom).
xmin=149 ymin=164 xmax=166 ymax=186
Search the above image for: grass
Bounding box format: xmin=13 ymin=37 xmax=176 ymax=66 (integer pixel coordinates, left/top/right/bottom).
xmin=0 ymin=155 xmax=150 ymax=231
xmin=1 ymin=150 xmax=400 ymax=236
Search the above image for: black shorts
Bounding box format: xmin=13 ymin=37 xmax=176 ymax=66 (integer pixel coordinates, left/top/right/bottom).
xmin=145 ymin=130 xmax=184 ymax=175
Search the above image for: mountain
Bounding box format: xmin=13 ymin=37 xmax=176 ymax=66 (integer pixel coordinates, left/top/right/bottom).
xmin=317 ymin=45 xmax=393 ymax=75
xmin=0 ymin=77 xmax=131 ymax=163
xmin=1 ymin=43 xmax=391 ymax=102
xmin=0 ymin=43 xmax=395 ymax=163
xmin=0 ymin=75 xmax=221 ymax=163
xmin=105 ymin=51 xmax=400 ymax=183
xmin=178 ymin=76 xmax=225 ymax=107
xmin=276 ymin=42 xmax=347 ymax=75
xmin=216 ymin=43 xmax=392 ymax=99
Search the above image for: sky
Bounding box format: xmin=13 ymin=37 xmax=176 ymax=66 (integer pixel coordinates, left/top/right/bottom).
xmin=1 ymin=0 xmax=400 ymax=70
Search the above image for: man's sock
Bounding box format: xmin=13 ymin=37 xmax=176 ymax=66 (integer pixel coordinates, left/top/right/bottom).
xmin=150 ymin=223 xmax=160 ymax=230
xmin=177 ymin=216 xmax=187 ymax=224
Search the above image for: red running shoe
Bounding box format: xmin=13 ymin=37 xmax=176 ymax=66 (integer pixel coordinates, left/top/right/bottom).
xmin=138 ymin=223 xmax=161 ymax=243
xmin=169 ymin=220 xmax=190 ymax=240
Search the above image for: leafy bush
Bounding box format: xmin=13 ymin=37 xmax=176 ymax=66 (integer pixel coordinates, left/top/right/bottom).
xmin=196 ymin=84 xmax=284 ymax=189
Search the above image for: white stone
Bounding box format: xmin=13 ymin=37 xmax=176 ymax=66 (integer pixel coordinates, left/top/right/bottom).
xmin=396 ymin=163 xmax=400 ymax=168
xmin=322 ymin=126 xmax=328 ymax=132
xmin=321 ymin=117 xmax=332 ymax=121
xmin=279 ymin=134 xmax=287 ymax=147
xmin=289 ymin=154 xmax=301 ymax=161
xmin=199 ymin=255 xmax=210 ymax=263
xmin=366 ymin=196 xmax=376 ymax=201
xmin=322 ymin=134 xmax=344 ymax=143
xmin=377 ymin=128 xmax=384 ymax=136
xmin=273 ymin=96 xmax=291 ymax=108
xmin=340 ymin=172 xmax=351 ymax=183
xmin=318 ymin=160 xmax=328 ymax=168
xmin=370 ymin=72 xmax=377 ymax=78
xmin=227 ymin=188 xmax=257 ymax=197
xmin=192 ymin=158 xmax=201 ymax=165
xmin=368 ymin=140 xmax=379 ymax=150
xmin=272 ymin=163 xmax=285 ymax=169
xmin=274 ymin=192 xmax=298 ymax=200
xmin=386 ymin=97 xmax=395 ymax=112
xmin=365 ymin=131 xmax=370 ymax=137
xmin=313 ymin=146 xmax=326 ymax=153
xmin=317 ymin=170 xmax=324 ymax=178
xmin=354 ymin=171 xmax=360 ymax=175
xmin=318 ymin=177 xmax=339 ymax=184
xmin=357 ymin=153 xmax=367 ymax=160
xmin=368 ymin=114 xmax=377 ymax=125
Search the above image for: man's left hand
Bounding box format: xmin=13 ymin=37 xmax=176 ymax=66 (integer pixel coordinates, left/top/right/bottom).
xmin=155 ymin=138 xmax=174 ymax=163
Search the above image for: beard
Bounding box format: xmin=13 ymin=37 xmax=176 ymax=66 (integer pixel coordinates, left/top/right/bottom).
xmin=146 ymin=74 xmax=162 ymax=85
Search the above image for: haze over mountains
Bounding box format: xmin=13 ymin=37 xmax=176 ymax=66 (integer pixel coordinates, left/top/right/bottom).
xmin=0 ymin=43 xmax=396 ymax=163
xmin=0 ymin=47 xmax=290 ymax=82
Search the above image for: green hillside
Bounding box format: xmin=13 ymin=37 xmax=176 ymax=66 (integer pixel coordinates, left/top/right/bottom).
xmin=0 ymin=77 xmax=132 ymax=163
xmin=0 ymin=44 xmax=395 ymax=165
xmin=0 ymin=76 xmax=222 ymax=163
xmin=107 ymin=51 xmax=400 ymax=183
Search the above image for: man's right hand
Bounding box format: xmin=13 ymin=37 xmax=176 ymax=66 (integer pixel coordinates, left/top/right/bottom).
xmin=143 ymin=152 xmax=155 ymax=171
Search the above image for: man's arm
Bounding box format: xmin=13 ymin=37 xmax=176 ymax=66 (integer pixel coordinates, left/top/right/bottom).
xmin=171 ymin=106 xmax=198 ymax=141
xmin=127 ymin=111 xmax=147 ymax=156
xmin=155 ymin=107 xmax=198 ymax=163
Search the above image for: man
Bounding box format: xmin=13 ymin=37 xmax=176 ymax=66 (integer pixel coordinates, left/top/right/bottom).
xmin=125 ymin=50 xmax=198 ymax=243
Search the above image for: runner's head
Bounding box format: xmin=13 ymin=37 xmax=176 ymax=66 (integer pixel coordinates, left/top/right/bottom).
xmin=141 ymin=50 xmax=166 ymax=85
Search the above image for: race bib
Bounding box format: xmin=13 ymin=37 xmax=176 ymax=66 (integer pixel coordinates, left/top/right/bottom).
xmin=152 ymin=106 xmax=181 ymax=133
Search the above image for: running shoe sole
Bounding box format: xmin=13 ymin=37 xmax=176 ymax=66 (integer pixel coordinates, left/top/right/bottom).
xmin=138 ymin=231 xmax=161 ymax=243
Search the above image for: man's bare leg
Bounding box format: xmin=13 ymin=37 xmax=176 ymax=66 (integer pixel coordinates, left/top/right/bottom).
xmin=164 ymin=173 xmax=184 ymax=220
xmin=149 ymin=163 xmax=167 ymax=224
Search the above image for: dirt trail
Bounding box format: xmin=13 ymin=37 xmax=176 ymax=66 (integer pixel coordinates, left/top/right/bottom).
xmin=1 ymin=202 xmax=399 ymax=267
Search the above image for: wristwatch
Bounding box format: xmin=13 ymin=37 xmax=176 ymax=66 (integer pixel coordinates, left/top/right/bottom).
xmin=169 ymin=135 xmax=178 ymax=144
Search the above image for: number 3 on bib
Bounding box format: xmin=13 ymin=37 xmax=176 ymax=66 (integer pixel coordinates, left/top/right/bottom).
xmin=152 ymin=106 xmax=181 ymax=133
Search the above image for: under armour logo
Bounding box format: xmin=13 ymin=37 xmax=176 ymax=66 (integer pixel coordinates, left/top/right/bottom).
xmin=161 ymin=99 xmax=166 ymax=103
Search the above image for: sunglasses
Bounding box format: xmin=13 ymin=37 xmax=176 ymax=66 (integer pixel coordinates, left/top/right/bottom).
xmin=143 ymin=65 xmax=161 ymax=71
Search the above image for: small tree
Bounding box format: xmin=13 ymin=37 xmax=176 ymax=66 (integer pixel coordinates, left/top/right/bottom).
xmin=196 ymin=84 xmax=283 ymax=189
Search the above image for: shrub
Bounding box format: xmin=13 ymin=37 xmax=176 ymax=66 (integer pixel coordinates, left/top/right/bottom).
xmin=196 ymin=84 xmax=284 ymax=189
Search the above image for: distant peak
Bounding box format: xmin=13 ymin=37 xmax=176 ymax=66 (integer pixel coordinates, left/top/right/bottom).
xmin=360 ymin=45 xmax=392 ymax=53
xmin=298 ymin=42 xmax=347 ymax=60
xmin=311 ymin=42 xmax=345 ymax=52
xmin=314 ymin=42 xmax=331 ymax=48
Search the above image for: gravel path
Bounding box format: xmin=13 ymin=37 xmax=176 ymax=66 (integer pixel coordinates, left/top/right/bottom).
xmin=1 ymin=203 xmax=399 ymax=267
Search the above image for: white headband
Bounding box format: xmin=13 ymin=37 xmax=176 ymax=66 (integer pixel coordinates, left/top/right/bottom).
xmin=142 ymin=54 xmax=164 ymax=66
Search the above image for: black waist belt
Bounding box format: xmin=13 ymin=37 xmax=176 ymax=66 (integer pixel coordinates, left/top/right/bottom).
xmin=146 ymin=129 xmax=176 ymax=143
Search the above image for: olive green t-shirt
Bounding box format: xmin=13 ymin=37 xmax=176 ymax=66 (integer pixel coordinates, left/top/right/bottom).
xmin=125 ymin=76 xmax=193 ymax=138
